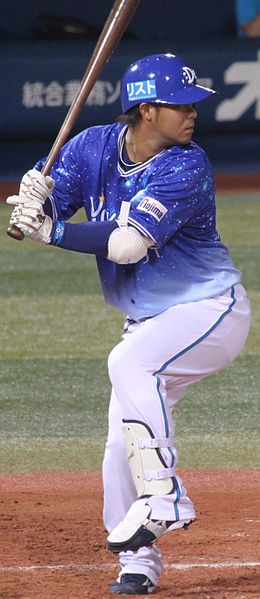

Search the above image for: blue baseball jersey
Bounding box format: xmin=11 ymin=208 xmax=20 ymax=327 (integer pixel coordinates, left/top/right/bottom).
xmin=36 ymin=123 xmax=241 ymax=320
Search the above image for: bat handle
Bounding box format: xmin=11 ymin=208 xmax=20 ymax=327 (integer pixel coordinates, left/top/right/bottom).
xmin=7 ymin=225 xmax=25 ymax=240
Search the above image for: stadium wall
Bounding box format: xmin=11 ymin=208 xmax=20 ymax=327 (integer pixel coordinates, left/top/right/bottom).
xmin=1 ymin=1 xmax=259 ymax=179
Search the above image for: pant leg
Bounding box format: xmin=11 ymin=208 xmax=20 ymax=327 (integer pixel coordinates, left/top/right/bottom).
xmin=107 ymin=285 xmax=250 ymax=521
xmin=118 ymin=545 xmax=163 ymax=587
xmin=102 ymin=388 xmax=137 ymax=532
xmin=102 ymin=389 xmax=164 ymax=585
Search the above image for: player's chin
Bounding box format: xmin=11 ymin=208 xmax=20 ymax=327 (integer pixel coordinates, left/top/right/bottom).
xmin=180 ymin=128 xmax=194 ymax=143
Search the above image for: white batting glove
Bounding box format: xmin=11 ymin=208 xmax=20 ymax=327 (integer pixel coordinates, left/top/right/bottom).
xmin=7 ymin=195 xmax=53 ymax=244
xmin=19 ymin=168 xmax=55 ymax=204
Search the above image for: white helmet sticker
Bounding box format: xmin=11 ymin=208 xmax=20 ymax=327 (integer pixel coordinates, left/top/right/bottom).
xmin=127 ymin=79 xmax=157 ymax=102
xmin=182 ymin=67 xmax=196 ymax=85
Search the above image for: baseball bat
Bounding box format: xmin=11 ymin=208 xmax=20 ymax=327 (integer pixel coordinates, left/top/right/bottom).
xmin=7 ymin=0 xmax=141 ymax=240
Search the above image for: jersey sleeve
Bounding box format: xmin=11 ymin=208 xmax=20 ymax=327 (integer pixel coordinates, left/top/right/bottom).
xmin=127 ymin=146 xmax=214 ymax=247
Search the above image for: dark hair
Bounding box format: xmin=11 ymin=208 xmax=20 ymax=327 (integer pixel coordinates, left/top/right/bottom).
xmin=117 ymin=102 xmax=163 ymax=127
xmin=116 ymin=105 xmax=142 ymax=127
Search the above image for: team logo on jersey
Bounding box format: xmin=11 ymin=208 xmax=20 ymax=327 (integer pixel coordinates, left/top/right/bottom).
xmin=182 ymin=67 xmax=196 ymax=85
xmin=127 ymin=79 xmax=157 ymax=102
xmin=137 ymin=196 xmax=167 ymax=222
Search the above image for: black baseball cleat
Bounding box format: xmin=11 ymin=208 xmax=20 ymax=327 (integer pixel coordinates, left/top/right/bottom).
xmin=107 ymin=500 xmax=195 ymax=554
xmin=109 ymin=573 xmax=155 ymax=595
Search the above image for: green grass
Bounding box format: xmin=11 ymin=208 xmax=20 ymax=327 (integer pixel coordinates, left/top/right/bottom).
xmin=0 ymin=194 xmax=259 ymax=472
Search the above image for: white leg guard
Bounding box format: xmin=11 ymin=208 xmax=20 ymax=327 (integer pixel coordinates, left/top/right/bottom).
xmin=107 ymin=420 xmax=194 ymax=554
xmin=122 ymin=419 xmax=176 ymax=497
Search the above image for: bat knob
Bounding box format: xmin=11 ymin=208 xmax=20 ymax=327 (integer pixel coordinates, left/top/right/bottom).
xmin=7 ymin=225 xmax=25 ymax=241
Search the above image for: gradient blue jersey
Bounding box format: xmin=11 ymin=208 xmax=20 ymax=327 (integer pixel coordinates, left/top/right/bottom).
xmin=37 ymin=123 xmax=241 ymax=320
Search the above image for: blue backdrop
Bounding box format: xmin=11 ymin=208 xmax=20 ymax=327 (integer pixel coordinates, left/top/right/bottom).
xmin=0 ymin=1 xmax=259 ymax=177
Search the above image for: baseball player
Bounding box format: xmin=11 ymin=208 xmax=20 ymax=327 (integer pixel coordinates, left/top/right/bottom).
xmin=7 ymin=53 xmax=251 ymax=595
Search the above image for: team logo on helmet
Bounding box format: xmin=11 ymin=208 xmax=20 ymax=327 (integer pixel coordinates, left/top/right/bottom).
xmin=127 ymin=79 xmax=157 ymax=102
xmin=182 ymin=67 xmax=196 ymax=85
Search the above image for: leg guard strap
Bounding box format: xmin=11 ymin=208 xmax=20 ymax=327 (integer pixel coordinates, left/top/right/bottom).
xmin=138 ymin=436 xmax=174 ymax=449
xmin=144 ymin=466 xmax=176 ymax=481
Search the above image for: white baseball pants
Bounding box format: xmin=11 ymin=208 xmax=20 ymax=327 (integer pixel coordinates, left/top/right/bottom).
xmin=102 ymin=284 xmax=250 ymax=584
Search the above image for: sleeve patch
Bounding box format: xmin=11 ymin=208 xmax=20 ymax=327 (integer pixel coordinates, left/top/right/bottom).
xmin=136 ymin=196 xmax=168 ymax=222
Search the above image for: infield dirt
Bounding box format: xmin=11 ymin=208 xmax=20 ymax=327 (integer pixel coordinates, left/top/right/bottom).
xmin=0 ymin=470 xmax=259 ymax=598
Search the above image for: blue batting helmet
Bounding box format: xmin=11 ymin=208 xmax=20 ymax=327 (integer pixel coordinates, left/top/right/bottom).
xmin=120 ymin=53 xmax=216 ymax=113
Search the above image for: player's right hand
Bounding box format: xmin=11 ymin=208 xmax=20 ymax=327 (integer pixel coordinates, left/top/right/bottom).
xmin=6 ymin=195 xmax=53 ymax=244
xmin=19 ymin=168 xmax=55 ymax=204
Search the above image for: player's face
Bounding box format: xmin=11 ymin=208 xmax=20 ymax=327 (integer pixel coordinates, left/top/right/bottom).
xmin=151 ymin=103 xmax=197 ymax=147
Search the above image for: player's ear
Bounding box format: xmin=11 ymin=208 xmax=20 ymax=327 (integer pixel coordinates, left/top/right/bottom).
xmin=139 ymin=102 xmax=154 ymax=121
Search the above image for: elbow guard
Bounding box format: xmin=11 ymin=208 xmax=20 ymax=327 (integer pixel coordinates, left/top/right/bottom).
xmin=107 ymin=226 xmax=151 ymax=264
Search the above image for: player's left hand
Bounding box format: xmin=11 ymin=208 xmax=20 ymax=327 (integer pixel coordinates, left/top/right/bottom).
xmin=19 ymin=168 xmax=55 ymax=204
xmin=6 ymin=195 xmax=53 ymax=244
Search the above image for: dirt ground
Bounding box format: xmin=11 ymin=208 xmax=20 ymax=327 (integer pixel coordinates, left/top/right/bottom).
xmin=0 ymin=470 xmax=259 ymax=599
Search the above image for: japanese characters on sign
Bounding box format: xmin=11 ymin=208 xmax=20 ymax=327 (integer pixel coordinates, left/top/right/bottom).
xmin=22 ymin=80 xmax=121 ymax=108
